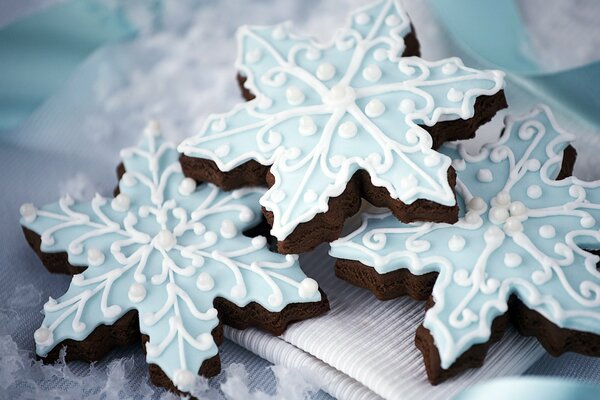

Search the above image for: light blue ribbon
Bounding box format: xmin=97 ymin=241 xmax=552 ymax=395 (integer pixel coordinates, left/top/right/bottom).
xmin=429 ymin=0 xmax=600 ymax=129
xmin=0 ymin=0 xmax=134 ymax=131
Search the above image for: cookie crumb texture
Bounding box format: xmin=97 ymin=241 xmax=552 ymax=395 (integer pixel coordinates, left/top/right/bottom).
xmin=329 ymin=107 xmax=600 ymax=383
xmin=178 ymin=0 xmax=506 ymax=253
xmin=20 ymin=129 xmax=328 ymax=396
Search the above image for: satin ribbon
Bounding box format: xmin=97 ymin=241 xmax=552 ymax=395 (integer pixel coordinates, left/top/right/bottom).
xmin=0 ymin=0 xmax=133 ymax=131
xmin=429 ymin=0 xmax=600 ymax=129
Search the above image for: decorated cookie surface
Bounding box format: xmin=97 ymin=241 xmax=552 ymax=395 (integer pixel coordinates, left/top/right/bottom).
xmin=178 ymin=0 xmax=505 ymax=241
xmin=330 ymin=106 xmax=600 ymax=372
xmin=20 ymin=122 xmax=323 ymax=392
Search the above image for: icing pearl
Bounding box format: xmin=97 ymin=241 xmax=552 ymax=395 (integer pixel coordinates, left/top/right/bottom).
xmin=230 ymin=284 xmax=246 ymax=298
xmin=220 ymin=219 xmax=237 ymax=239
xmin=365 ymin=99 xmax=385 ymax=118
xmin=270 ymin=189 xmax=286 ymax=203
xmin=329 ymin=155 xmax=345 ymax=168
xmin=539 ymin=225 xmax=556 ymax=239
xmin=424 ymin=154 xmax=440 ymax=167
xmin=476 ymin=169 xmax=493 ymax=183
xmin=398 ymin=62 xmax=416 ymax=75
xmin=144 ymin=120 xmax=161 ymax=137
xmin=304 ymin=190 xmax=318 ymax=203
xmin=531 ymin=270 xmax=550 ymax=285
xmin=448 ymin=235 xmax=466 ymax=252
xmin=214 ymin=144 xmax=230 ymax=157
xmin=338 ymin=121 xmax=358 ymax=138
xmin=19 ymin=203 xmax=37 ymax=223
xmin=519 ymin=125 xmax=537 ymax=140
xmin=298 ymin=116 xmax=317 ymax=136
xmin=257 ymin=95 xmax=273 ymax=109
xmin=464 ymin=210 xmax=480 ymax=225
xmin=298 ymin=278 xmax=319 ymax=298
xmin=173 ymin=369 xmax=196 ymax=390
xmin=385 ymin=14 xmax=401 ymax=26
xmin=441 ymin=63 xmax=458 ymax=75
xmin=447 ymin=88 xmax=464 ymax=102
xmin=362 ymin=64 xmax=382 ymax=82
xmin=306 ymin=48 xmax=321 ymax=61
xmin=504 ymin=217 xmax=523 ymax=234
xmin=509 ymin=201 xmax=527 ymax=217
xmin=238 ymin=208 xmax=255 ymax=222
xmin=467 ymin=197 xmax=486 ymax=212
xmin=504 ymin=253 xmax=522 ymax=268
xmin=527 ymin=185 xmax=542 ymax=199
xmin=211 ymin=118 xmax=227 ymax=132
xmin=581 ymin=215 xmax=595 ymax=228
xmin=489 ymin=207 xmax=509 ymax=224
xmin=453 ymin=269 xmax=470 ymax=286
xmin=128 ymin=283 xmax=146 ymax=303
xmin=121 ymin=172 xmax=136 ymax=187
xmin=34 ymin=327 xmax=53 ymax=346
xmin=196 ymin=332 xmax=214 ymax=349
xmin=245 ymin=48 xmax=262 ymax=64
xmin=452 ymin=159 xmax=466 ymax=171
xmin=196 ymin=272 xmax=215 ymax=291
xmin=527 ymin=159 xmax=541 ymax=171
xmin=111 ymin=193 xmax=130 ymax=212
xmin=398 ymin=99 xmax=415 ymax=114
xmin=87 ymin=247 xmax=105 ymax=267
xmin=373 ymin=48 xmax=388 ymax=61
xmin=354 ymin=12 xmax=370 ymax=25
xmin=251 ymin=236 xmax=267 ymax=249
xmin=316 ymin=63 xmax=336 ymax=81
xmin=286 ymin=86 xmax=305 ymax=105
xmin=193 ymin=223 xmax=206 ymax=235
xmin=178 ymin=177 xmax=197 ymax=196
xmin=154 ymin=230 xmax=177 ymax=251
xmin=400 ymin=174 xmax=417 ymax=189
xmin=495 ymin=191 xmax=511 ymax=206
xmin=271 ymin=25 xmax=286 ymax=40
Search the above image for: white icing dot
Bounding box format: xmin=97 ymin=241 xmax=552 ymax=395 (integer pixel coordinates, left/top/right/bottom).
xmin=354 ymin=12 xmax=370 ymax=25
xmin=385 ymin=14 xmax=401 ymax=26
xmin=128 ymin=283 xmax=146 ymax=303
xmin=230 ymin=284 xmax=246 ymax=298
xmin=173 ymin=369 xmax=196 ymax=390
xmin=373 ymin=48 xmax=388 ymax=61
xmin=489 ymin=207 xmax=509 ymax=224
xmin=400 ymin=174 xmax=417 ymax=189
xmin=245 ymin=48 xmax=262 ymax=64
xmin=468 ymin=197 xmax=486 ymax=212
xmin=447 ymin=88 xmax=464 ymax=102
xmin=452 ymin=159 xmax=466 ymax=171
xmin=365 ymin=99 xmax=385 ymax=118
xmin=424 ymin=154 xmax=440 ymax=167
xmin=239 ymin=208 xmax=255 ymax=222
xmin=503 ymin=216 xmax=523 ymax=235
xmin=495 ymin=191 xmax=511 ymax=206
xmin=531 ymin=270 xmax=550 ymax=285
xmin=569 ymin=184 xmax=583 ymax=198
xmin=251 ymin=236 xmax=267 ymax=249
xmin=196 ymin=272 xmax=214 ymax=291
xmin=398 ymin=62 xmax=416 ymax=76
xmin=441 ymin=63 xmax=458 ymax=75
xmin=304 ymin=190 xmax=318 ymax=203
xmin=316 ymin=63 xmax=336 ymax=81
xmin=519 ymin=125 xmax=537 ymax=140
xmin=87 ymin=247 xmax=105 ymax=267
xmin=298 ymin=278 xmax=319 ymax=298
xmin=196 ymin=332 xmax=214 ymax=349
xmin=193 ymin=223 xmax=206 ymax=235
xmin=20 ymin=203 xmax=37 ymax=223
xmin=465 ymin=210 xmax=480 ymax=225
xmin=286 ymin=86 xmax=305 ymax=105
xmin=272 ymin=26 xmax=286 ymax=40
xmin=448 ymin=235 xmax=466 ymax=252
xmin=285 ymin=147 xmax=301 ymax=160
xmin=270 ymin=189 xmax=286 ymax=203
xmin=178 ymin=177 xmax=196 ymax=196
xmin=211 ymin=118 xmax=227 ymax=132
xmin=299 ymin=116 xmax=317 ymax=136
xmin=34 ymin=327 xmax=53 ymax=346
xmin=154 ymin=230 xmax=177 ymax=251
xmin=362 ymin=64 xmax=382 ymax=82
xmin=122 ymin=172 xmax=136 ymax=187
xmin=476 ymin=169 xmax=493 ymax=183
xmin=220 ymin=219 xmax=237 ymax=239
xmin=581 ymin=215 xmax=595 ymax=228
xmin=504 ymin=252 xmax=522 ymax=268
xmin=144 ymin=120 xmax=161 ymax=137
xmin=329 ymin=155 xmax=345 ymax=167
xmin=257 ymin=95 xmax=273 ymax=109
xmin=306 ymin=48 xmax=321 ymax=61
xmin=509 ymin=201 xmax=527 ymax=217
xmin=539 ymin=225 xmax=556 ymax=239
xmin=453 ymin=269 xmax=470 ymax=286
xmin=111 ymin=193 xmax=130 ymax=212
xmin=338 ymin=121 xmax=358 ymax=138
xmin=527 ymin=185 xmax=542 ymax=199
xmin=214 ymin=144 xmax=230 ymax=158
xmin=527 ymin=159 xmax=541 ymax=171
xmin=398 ymin=99 xmax=415 ymax=114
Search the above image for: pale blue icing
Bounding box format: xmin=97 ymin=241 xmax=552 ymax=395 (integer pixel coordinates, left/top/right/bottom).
xmin=329 ymin=105 xmax=600 ymax=370
xmin=20 ymin=123 xmax=322 ymax=392
xmin=178 ymin=0 xmax=505 ymax=241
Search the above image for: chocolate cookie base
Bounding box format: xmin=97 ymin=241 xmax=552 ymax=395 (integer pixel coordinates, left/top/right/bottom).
xmin=334 ymin=146 xmax=600 ymax=384
xmin=180 ymin=26 xmax=507 ymax=254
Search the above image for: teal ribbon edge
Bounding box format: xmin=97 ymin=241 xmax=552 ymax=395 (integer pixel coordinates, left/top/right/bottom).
xmin=428 ymin=0 xmax=600 ymax=129
xmin=0 ymin=0 xmax=134 ymax=132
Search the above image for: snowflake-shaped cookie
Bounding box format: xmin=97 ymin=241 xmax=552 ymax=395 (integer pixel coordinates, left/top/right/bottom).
xmin=20 ymin=122 xmax=325 ymax=393
xmin=178 ymin=0 xmax=505 ymax=241
xmin=330 ymin=106 xmax=600 ymax=378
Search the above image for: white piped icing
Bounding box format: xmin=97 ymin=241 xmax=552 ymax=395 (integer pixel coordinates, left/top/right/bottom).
xmin=477 ymin=169 xmax=493 ymax=183
xmin=20 ymin=128 xmax=322 ymax=393
xmin=178 ymin=0 xmax=505 ymax=242
xmin=447 ymin=88 xmax=464 ymax=102
xmin=329 ymin=106 xmax=600 ymax=373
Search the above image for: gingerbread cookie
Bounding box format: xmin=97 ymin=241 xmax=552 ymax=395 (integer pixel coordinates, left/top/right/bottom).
xmin=20 ymin=122 xmax=328 ymax=395
xmin=330 ymin=106 xmax=600 ymax=383
xmin=178 ymin=0 xmax=507 ymax=254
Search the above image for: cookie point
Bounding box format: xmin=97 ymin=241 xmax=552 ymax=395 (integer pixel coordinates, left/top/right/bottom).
xmin=20 ymin=202 xmax=37 ymax=223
